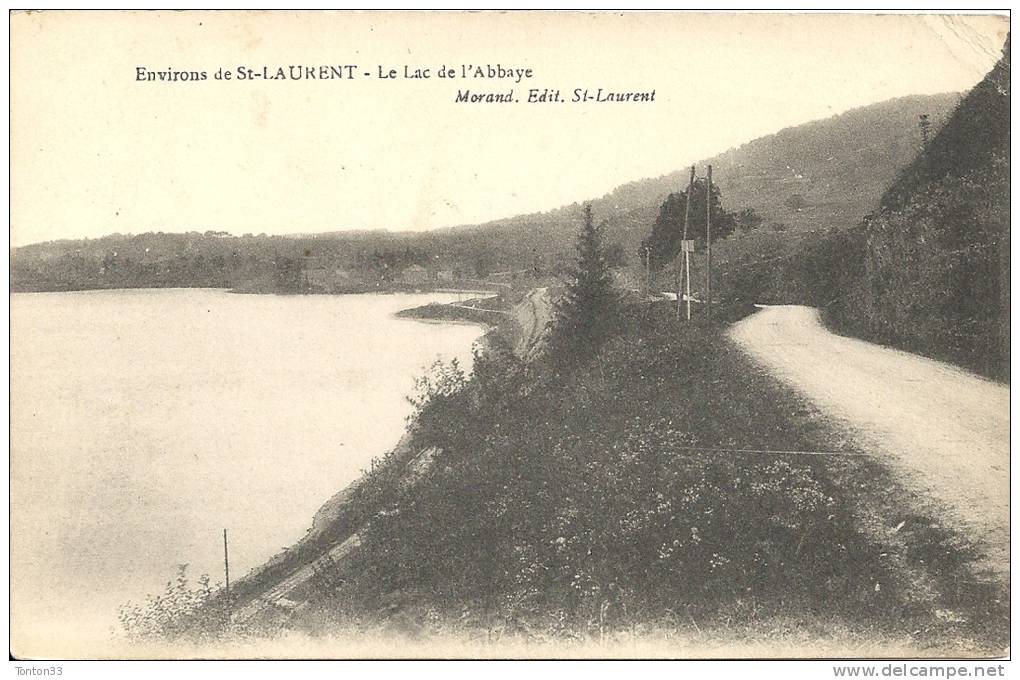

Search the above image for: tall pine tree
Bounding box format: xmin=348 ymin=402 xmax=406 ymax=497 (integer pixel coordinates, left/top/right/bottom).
xmin=549 ymin=203 xmax=619 ymax=356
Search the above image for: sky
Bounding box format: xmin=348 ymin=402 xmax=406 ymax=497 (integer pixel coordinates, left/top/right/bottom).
xmin=9 ymin=11 xmax=1009 ymax=247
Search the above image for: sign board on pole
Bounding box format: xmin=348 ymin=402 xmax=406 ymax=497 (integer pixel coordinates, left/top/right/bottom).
xmin=681 ymin=239 xmax=696 ymax=253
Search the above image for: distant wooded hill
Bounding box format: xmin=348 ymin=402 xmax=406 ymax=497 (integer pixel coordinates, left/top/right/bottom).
xmin=11 ymin=92 xmax=958 ymax=293
xmin=452 ymin=92 xmax=960 ymax=258
xmin=736 ymin=36 xmax=1010 ymax=380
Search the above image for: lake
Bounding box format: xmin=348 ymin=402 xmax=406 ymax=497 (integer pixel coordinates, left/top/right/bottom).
xmin=10 ymin=289 xmax=485 ymax=656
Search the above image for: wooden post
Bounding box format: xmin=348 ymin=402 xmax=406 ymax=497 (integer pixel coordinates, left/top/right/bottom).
xmin=678 ymin=165 xmax=694 ymax=320
xmin=674 ymin=242 xmax=682 ymax=320
xmin=684 ymin=241 xmax=692 ymax=321
xmin=223 ymin=529 xmax=230 ymax=601
xmin=682 ymin=166 xmax=694 ymax=321
xmin=706 ymin=164 xmax=712 ymax=318
xmin=673 ymin=264 xmax=680 ymax=319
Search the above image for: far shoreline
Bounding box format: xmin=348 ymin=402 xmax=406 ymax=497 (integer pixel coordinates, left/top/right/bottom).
xmin=11 ymin=284 xmax=505 ymax=331
xmin=11 ymin=284 xmax=498 ymax=299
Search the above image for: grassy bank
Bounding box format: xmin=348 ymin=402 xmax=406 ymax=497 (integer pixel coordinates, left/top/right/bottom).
xmin=281 ymin=301 xmax=1005 ymax=654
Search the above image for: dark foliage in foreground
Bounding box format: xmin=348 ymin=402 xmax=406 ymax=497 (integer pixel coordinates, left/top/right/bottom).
xmin=118 ymin=565 xmax=240 ymax=644
xmin=307 ymin=303 xmax=911 ymax=635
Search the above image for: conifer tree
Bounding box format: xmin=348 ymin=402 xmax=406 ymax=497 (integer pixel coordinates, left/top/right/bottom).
xmin=549 ymin=203 xmax=619 ymax=355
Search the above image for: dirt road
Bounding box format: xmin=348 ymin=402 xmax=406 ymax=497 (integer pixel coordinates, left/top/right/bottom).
xmin=729 ymin=305 xmax=1010 ymax=580
xmin=513 ymin=287 xmax=552 ymax=360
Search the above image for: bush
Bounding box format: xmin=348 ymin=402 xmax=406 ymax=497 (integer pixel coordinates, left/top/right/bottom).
xmin=118 ymin=565 xmax=234 ymax=644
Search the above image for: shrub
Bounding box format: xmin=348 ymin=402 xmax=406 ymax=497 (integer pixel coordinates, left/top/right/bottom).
xmin=118 ymin=565 xmax=234 ymax=644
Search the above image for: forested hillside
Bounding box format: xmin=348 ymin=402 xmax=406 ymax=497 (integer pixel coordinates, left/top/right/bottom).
xmin=735 ymin=37 xmax=1009 ymax=380
xmin=11 ymin=93 xmax=957 ymax=293
xmin=433 ymin=93 xmax=959 ymax=263
xmin=839 ymin=37 xmax=1010 ymax=380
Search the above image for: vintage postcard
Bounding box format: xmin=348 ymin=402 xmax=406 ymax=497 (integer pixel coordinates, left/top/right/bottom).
xmin=8 ymin=9 xmax=1011 ymax=667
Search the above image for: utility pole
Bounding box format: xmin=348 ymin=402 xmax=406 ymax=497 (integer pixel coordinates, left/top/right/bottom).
xmin=685 ymin=237 xmax=692 ymax=321
xmin=223 ymin=528 xmax=231 ymax=617
xmin=675 ymin=220 xmax=681 ymax=318
xmin=673 ymin=263 xmax=680 ymax=319
xmin=679 ymin=165 xmax=694 ymax=321
xmin=705 ymin=164 xmax=712 ymax=319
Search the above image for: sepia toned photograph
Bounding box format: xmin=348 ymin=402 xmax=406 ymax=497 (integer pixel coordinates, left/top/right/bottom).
xmin=8 ymin=9 xmax=1011 ymax=664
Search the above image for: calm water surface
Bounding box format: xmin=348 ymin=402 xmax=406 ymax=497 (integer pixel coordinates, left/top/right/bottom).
xmin=11 ymin=289 xmax=484 ymax=654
